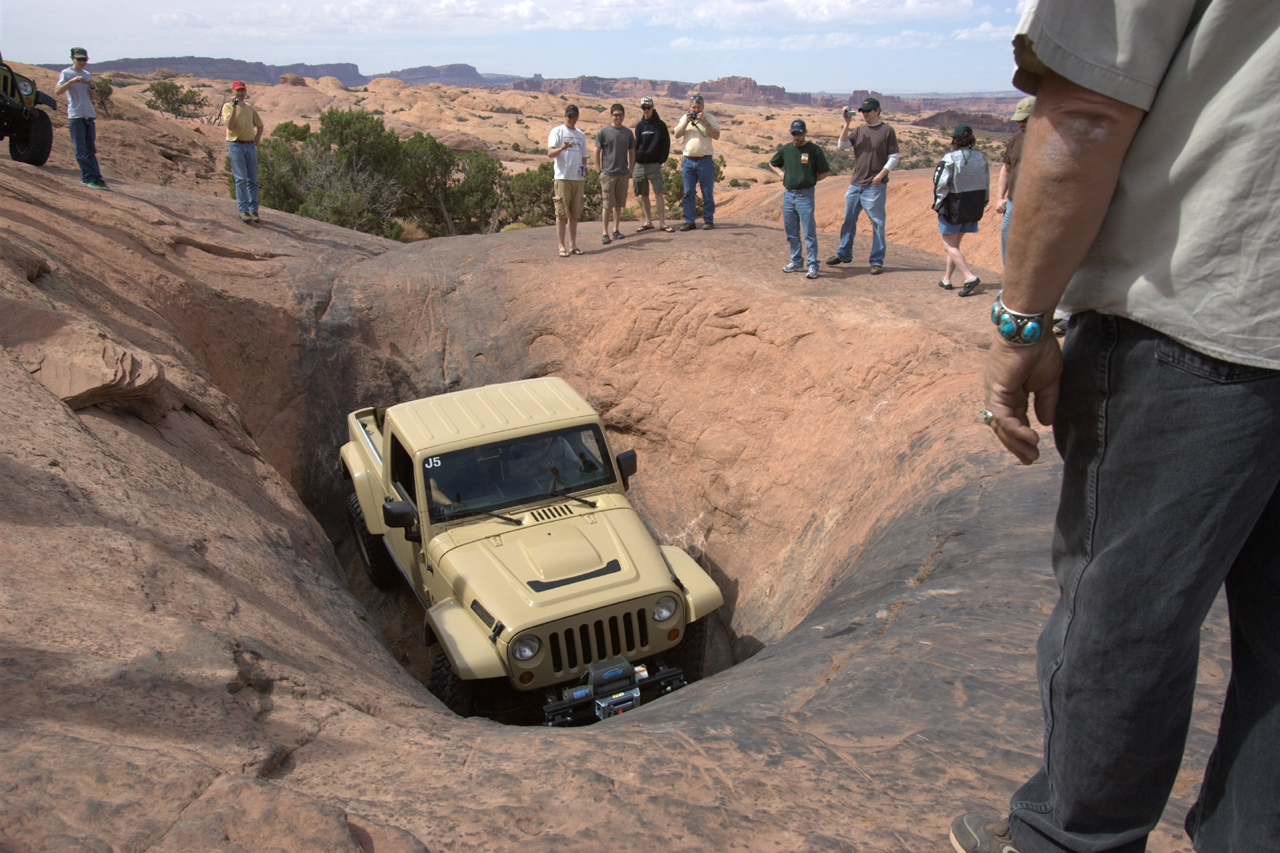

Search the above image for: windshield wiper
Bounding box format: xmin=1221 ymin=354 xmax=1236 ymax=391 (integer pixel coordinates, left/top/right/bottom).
xmin=540 ymin=488 xmax=597 ymax=508
xmin=446 ymin=506 xmax=523 ymax=525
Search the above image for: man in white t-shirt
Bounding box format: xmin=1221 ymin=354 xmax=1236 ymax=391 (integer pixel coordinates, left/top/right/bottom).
xmin=953 ymin=1 xmax=1280 ymax=852
xmin=53 ymin=47 xmax=106 ymax=189
xmin=547 ymin=104 xmax=588 ymax=257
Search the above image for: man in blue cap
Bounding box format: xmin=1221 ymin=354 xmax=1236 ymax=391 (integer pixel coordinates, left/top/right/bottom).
xmin=770 ymin=119 xmax=830 ymax=279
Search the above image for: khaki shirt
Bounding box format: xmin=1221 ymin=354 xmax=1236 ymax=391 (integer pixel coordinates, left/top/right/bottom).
xmin=1015 ymin=0 xmax=1280 ymax=368
xmin=222 ymin=101 xmax=263 ymax=143
xmin=677 ymin=112 xmax=720 ymax=159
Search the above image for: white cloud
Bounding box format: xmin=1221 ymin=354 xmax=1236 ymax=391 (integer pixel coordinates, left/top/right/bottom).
xmin=951 ymin=21 xmax=1015 ymax=40
xmin=671 ymin=28 xmax=942 ymax=51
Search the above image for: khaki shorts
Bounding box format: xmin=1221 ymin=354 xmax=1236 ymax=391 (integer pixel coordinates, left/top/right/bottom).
xmin=600 ymin=172 xmax=629 ymax=209
xmin=553 ymin=179 xmax=585 ymax=220
xmin=632 ymin=161 xmax=664 ymax=196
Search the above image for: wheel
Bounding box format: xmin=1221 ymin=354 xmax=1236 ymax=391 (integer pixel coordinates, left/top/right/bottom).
xmin=9 ymin=109 xmax=53 ymax=166
xmin=345 ymin=493 xmax=400 ymax=589
xmin=667 ymin=617 xmax=708 ymax=683
xmin=428 ymin=649 xmax=475 ymax=717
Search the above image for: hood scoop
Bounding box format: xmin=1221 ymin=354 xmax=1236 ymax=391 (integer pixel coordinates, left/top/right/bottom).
xmin=529 ymin=504 xmax=574 ymax=523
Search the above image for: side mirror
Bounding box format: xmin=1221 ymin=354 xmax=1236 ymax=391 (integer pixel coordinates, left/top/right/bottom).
xmin=382 ymin=500 xmax=421 ymax=543
xmin=615 ymin=450 xmax=637 ymax=491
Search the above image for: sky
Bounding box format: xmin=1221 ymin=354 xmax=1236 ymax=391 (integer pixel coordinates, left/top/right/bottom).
xmin=3 ymin=0 xmax=1028 ymax=94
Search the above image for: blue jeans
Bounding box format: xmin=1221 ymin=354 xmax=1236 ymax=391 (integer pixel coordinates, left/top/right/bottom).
xmin=834 ymin=182 xmax=886 ymax=266
xmin=681 ymin=156 xmax=715 ymax=224
xmin=227 ymin=141 xmax=259 ymax=213
xmin=1001 ymin=199 xmax=1013 ymax=266
xmin=1009 ymin=312 xmax=1280 ymax=853
xmin=782 ymin=187 xmax=818 ymax=270
xmin=68 ymin=117 xmax=102 ymax=184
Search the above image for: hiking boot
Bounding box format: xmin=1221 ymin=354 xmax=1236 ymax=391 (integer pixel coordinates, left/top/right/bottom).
xmin=806 ymin=267 xmax=819 ymax=279
xmin=949 ymin=815 xmax=1019 ymax=853
xmin=869 ymin=265 xmax=883 ymax=275
xmin=702 ymin=222 xmax=715 ymax=230
xmin=825 ymin=255 xmax=847 ymax=265
xmin=239 ymin=211 xmax=253 ymax=222
xmin=679 ymin=222 xmax=696 ymax=232
xmin=250 ymin=210 xmax=260 ymax=222
xmin=782 ymin=262 xmax=804 ymax=273
xmin=959 ymin=276 xmax=981 ymax=297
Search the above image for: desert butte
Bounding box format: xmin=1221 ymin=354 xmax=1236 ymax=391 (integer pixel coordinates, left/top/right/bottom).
xmin=0 ymin=63 xmax=1228 ymax=852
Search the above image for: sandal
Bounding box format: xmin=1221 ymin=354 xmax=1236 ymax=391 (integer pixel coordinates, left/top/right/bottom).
xmin=558 ymin=249 xmax=570 ymax=258
xmin=636 ymin=224 xmax=655 ymax=232
xmin=660 ymin=225 xmax=675 ymax=233
xmin=571 ymin=248 xmax=583 ymax=255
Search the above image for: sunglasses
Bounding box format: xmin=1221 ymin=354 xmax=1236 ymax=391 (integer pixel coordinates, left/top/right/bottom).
xmin=611 ymin=113 xmax=624 ymax=117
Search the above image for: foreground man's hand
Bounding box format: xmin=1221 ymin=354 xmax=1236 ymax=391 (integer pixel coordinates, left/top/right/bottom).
xmin=984 ymin=336 xmax=1062 ymax=464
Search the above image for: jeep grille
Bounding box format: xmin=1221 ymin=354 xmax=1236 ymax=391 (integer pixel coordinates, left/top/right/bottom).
xmin=548 ymin=609 xmax=648 ymax=672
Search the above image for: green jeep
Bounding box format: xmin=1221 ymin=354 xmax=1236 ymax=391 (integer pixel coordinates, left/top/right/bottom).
xmin=0 ymin=53 xmax=56 ymax=166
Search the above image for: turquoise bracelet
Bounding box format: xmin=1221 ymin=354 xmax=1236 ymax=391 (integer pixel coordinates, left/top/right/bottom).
xmin=991 ymin=291 xmax=1047 ymax=346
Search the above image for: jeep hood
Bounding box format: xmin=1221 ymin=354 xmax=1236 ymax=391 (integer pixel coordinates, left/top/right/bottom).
xmin=439 ymin=508 xmax=670 ymax=611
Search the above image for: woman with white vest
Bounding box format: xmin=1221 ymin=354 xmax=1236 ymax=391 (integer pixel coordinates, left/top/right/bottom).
xmin=932 ymin=124 xmax=990 ymax=296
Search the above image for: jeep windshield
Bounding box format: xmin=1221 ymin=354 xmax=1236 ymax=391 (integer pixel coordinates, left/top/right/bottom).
xmin=425 ymin=424 xmax=616 ymax=524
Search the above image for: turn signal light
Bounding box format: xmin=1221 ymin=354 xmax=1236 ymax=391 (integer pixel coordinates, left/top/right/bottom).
xmin=519 ymin=671 xmax=534 ymax=684
xmin=667 ymin=628 xmax=680 ymax=642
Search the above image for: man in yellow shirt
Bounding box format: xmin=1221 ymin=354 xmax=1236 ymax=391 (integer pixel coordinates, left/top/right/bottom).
xmin=221 ymin=81 xmax=264 ymax=223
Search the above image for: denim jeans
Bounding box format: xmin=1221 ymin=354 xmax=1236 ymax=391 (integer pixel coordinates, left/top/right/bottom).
xmin=227 ymin=141 xmax=259 ymax=212
xmin=1009 ymin=312 xmax=1280 ymax=853
xmin=1001 ymin=199 xmax=1013 ymax=266
xmin=68 ymin=117 xmax=102 ymax=184
xmin=782 ymin=187 xmax=818 ymax=270
xmin=834 ymin=182 xmax=886 ymax=266
xmin=681 ymin=156 xmax=715 ymax=224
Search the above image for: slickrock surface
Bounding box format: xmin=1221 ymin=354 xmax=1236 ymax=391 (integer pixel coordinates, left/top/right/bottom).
xmin=0 ymin=159 xmax=1224 ymax=852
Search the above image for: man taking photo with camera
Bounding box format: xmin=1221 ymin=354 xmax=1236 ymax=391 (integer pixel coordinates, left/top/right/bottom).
xmin=673 ymin=94 xmax=720 ymax=231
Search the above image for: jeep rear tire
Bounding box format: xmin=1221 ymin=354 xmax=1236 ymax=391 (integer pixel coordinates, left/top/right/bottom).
xmin=428 ymin=649 xmax=475 ymax=717
xmin=345 ymin=493 xmax=400 ymax=589
xmin=9 ymin=109 xmax=52 ymax=166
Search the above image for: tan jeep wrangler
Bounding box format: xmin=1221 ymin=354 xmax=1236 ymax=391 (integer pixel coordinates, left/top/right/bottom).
xmin=340 ymin=378 xmax=723 ymax=725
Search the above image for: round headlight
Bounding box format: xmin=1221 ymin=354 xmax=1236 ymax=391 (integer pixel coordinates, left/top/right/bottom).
xmin=652 ymin=595 xmax=678 ymax=622
xmin=511 ymin=634 xmax=540 ymax=661
xmin=18 ymin=81 xmax=34 ymax=97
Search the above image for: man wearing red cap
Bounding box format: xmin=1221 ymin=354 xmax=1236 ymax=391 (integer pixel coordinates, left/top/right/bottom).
xmin=222 ymin=81 xmax=263 ymax=223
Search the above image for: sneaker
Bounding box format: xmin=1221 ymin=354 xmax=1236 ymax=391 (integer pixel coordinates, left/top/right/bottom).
xmin=702 ymin=222 xmax=715 ymax=230
xmin=825 ymin=255 xmax=847 ymax=265
xmin=250 ymin=210 xmax=260 ymax=222
xmin=679 ymin=222 xmax=696 ymax=232
xmin=949 ymin=815 xmax=1019 ymax=853
xmin=869 ymin=265 xmax=883 ymax=275
xmin=806 ymin=267 xmax=819 ymax=279
xmin=90 ymin=179 xmax=109 ymax=189
xmin=782 ymin=262 xmax=804 ymax=273
xmin=239 ymin=211 xmax=253 ymax=222
xmin=959 ymin=276 xmax=981 ymax=297
xmin=612 ymin=230 xmax=624 ymax=240
xmin=602 ymin=234 xmax=612 ymax=245
xmin=938 ymin=280 xmax=954 ymax=290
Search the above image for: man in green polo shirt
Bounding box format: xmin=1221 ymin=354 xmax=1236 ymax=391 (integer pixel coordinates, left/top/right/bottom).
xmin=770 ymin=119 xmax=831 ymax=279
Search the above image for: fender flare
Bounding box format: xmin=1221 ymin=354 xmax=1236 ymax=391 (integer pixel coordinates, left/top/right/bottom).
xmin=661 ymin=546 xmax=724 ymax=623
xmin=426 ymin=599 xmax=507 ymax=680
xmin=340 ymin=442 xmax=387 ymax=535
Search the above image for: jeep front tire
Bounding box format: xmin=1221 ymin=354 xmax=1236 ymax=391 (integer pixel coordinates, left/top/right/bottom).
xmin=9 ymin=110 xmax=52 ymax=166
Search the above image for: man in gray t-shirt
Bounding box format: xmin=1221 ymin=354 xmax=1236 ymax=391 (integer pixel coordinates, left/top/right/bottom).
xmin=595 ymin=103 xmax=635 ymax=246
xmin=953 ymin=2 xmax=1280 ymax=852
xmin=53 ymin=47 xmax=106 ymax=189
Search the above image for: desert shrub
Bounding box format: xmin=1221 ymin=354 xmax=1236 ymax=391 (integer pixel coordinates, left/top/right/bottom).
xmin=144 ymin=81 xmax=208 ymax=119
xmin=93 ymin=76 xmax=114 ymax=115
xmin=271 ymin=120 xmax=311 ymax=142
xmin=511 ymin=142 xmax=522 ymax=152
xmin=729 ymin=178 xmax=741 ymax=187
xmin=505 ymin=161 xmax=555 ymax=226
xmin=153 ymin=68 xmax=178 ymax=80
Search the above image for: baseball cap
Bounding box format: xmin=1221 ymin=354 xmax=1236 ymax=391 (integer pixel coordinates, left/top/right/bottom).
xmin=953 ymin=123 xmax=974 ymax=136
xmin=70 ymin=47 xmax=89 ymax=60
xmin=790 ymin=119 xmax=807 ymax=134
xmin=640 ymin=96 xmax=654 ymax=108
xmin=858 ymin=97 xmax=880 ymax=112
xmin=564 ymin=104 xmax=579 ymax=117
xmin=232 ymin=80 xmax=248 ymax=90
xmin=1012 ymin=95 xmax=1036 ymax=121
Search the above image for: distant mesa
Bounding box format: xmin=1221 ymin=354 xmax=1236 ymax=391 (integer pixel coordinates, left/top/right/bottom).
xmin=913 ymin=109 xmax=1019 ymax=134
